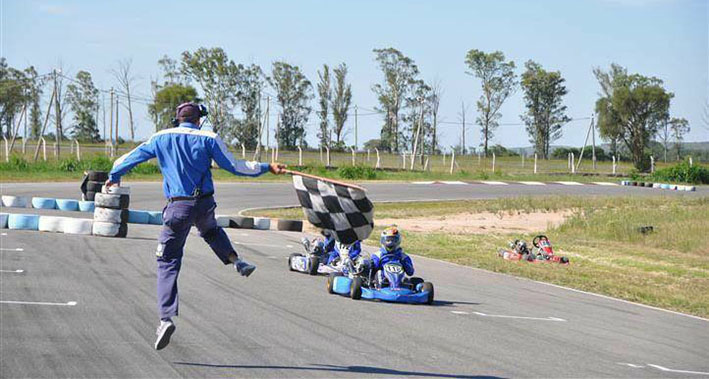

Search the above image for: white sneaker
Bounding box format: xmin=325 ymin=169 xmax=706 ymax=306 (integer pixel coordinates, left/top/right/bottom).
xmin=154 ymin=319 xmax=176 ymax=350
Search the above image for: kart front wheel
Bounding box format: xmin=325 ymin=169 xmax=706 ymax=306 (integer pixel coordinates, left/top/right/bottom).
xmin=308 ymin=256 xmax=319 ymax=275
xmin=327 ymin=272 xmax=341 ymax=294
xmin=288 ymin=253 xmax=302 ymax=272
xmin=409 ymin=277 xmax=424 ymax=288
xmin=422 ymin=282 xmax=434 ymax=305
xmin=350 ymin=277 xmax=363 ymax=300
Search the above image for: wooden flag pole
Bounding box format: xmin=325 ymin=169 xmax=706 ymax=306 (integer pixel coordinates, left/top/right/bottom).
xmin=283 ymin=169 xmax=367 ymax=191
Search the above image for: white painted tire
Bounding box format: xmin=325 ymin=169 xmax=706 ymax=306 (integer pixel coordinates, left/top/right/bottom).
xmin=8 ymin=214 xmax=39 ymax=230
xmin=148 ymin=211 xmax=163 ymax=225
xmin=38 ymin=216 xmax=65 ymax=233
xmin=32 ymin=197 xmax=57 ymax=209
xmin=216 ymin=215 xmax=230 ymax=227
xmin=56 ymin=199 xmax=79 ymax=211
xmin=102 ymin=185 xmax=131 ymax=195
xmin=128 ymin=210 xmax=150 ymax=224
xmin=94 ymin=193 xmax=130 ymax=209
xmin=63 ymin=218 xmax=93 ymax=235
xmin=0 ymin=213 xmax=8 ymax=228
xmin=1 ymin=195 xmax=28 ymax=208
xmin=253 ymin=217 xmax=271 ymax=230
xmin=652 ymin=183 xmax=661 ymax=188
xmin=92 ymin=221 xmax=127 ymax=237
xmin=94 ymin=207 xmax=129 ymax=223
xmin=78 ymin=201 xmax=95 ymax=212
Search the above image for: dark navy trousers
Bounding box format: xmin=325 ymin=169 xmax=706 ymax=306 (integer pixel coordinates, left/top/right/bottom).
xmin=156 ymin=196 xmax=234 ymax=320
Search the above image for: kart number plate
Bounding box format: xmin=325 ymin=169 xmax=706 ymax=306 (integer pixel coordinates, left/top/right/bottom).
xmin=384 ymin=263 xmax=403 ymax=274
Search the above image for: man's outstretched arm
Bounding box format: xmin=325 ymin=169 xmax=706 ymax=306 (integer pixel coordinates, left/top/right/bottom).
xmin=106 ymin=141 xmax=157 ymax=185
xmin=210 ymin=136 xmax=286 ymax=176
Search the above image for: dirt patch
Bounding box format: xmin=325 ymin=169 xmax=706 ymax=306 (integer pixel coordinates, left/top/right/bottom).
xmin=375 ymin=210 xmax=574 ymax=234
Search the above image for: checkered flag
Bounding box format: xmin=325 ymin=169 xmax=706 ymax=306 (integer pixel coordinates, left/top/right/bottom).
xmin=291 ymin=174 xmax=374 ymax=244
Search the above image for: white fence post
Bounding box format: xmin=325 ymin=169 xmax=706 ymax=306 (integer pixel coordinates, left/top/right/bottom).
xmin=3 ymin=136 xmax=8 ymax=162
xmin=325 ymin=146 xmax=331 ymax=167
xmin=450 ymin=151 xmax=456 ymax=174
xmin=40 ymin=137 xmax=47 ymax=161
xmin=298 ymin=146 xmax=303 ymax=166
xmin=534 ymin=153 xmax=538 ymax=174
xmin=401 ymin=152 xmax=406 ymax=169
xmin=375 ymin=148 xmax=380 ymax=169
xmin=478 ymin=152 xmax=481 ymax=165
xmin=52 ymin=142 xmax=57 ymax=158
xmin=650 ymin=155 xmax=655 ymax=173
xmin=424 ymin=156 xmax=429 ymax=171
xmin=275 ymin=146 xmax=279 ymax=161
xmin=612 ymin=155 xmax=617 ymax=175
xmin=241 ymin=143 xmax=246 ymax=158
xmin=319 ymin=146 xmax=323 ymax=163
xmin=367 ymin=149 xmax=370 ymax=162
xmin=689 ymin=156 xmax=693 ymax=167
xmin=351 ymin=147 xmax=356 ymax=166
xmin=571 ymin=153 xmax=576 ymax=174
xmin=22 ymin=138 xmax=27 ymax=154
xmin=74 ymin=140 xmax=81 ymax=161
xmin=522 ymin=154 xmax=525 ymax=168
xmin=492 ymin=153 xmax=496 ymax=172
xmin=271 ymin=147 xmax=275 ymax=163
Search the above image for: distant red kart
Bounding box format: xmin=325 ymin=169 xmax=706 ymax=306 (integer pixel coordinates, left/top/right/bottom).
xmin=498 ymin=235 xmax=569 ymax=264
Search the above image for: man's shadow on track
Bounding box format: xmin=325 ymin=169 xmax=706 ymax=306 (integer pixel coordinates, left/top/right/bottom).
xmin=174 ymin=362 xmax=503 ymax=378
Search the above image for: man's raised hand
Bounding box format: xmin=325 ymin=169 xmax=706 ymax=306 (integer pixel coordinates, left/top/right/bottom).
xmin=269 ymin=163 xmax=287 ymax=175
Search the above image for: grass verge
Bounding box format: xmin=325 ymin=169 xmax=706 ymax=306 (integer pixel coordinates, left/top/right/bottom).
xmin=245 ymin=195 xmax=709 ymax=318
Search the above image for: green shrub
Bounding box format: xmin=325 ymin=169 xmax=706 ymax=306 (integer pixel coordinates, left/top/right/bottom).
xmin=652 ymin=161 xmax=709 ymax=184
xmin=337 ymin=165 xmax=377 ymax=180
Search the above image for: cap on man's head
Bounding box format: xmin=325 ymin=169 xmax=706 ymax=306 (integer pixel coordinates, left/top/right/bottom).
xmin=176 ymin=102 xmax=201 ymax=123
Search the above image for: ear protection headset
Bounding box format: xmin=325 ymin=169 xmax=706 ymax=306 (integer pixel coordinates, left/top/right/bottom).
xmin=171 ymin=103 xmax=209 ymax=127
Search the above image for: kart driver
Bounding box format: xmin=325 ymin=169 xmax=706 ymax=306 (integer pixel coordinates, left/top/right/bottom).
xmin=326 ymin=240 xmax=363 ymax=265
xmin=371 ymin=226 xmax=414 ymax=277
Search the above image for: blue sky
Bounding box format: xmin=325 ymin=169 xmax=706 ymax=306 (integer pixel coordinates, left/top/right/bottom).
xmin=2 ymin=0 xmax=707 ymax=148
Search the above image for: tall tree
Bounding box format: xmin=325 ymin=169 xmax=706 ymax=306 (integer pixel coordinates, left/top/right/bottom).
xmin=402 ymin=80 xmax=431 ymax=153
xmin=0 ymin=58 xmax=32 ymax=138
xmin=372 ymin=48 xmax=420 ymax=152
xmin=26 ymin=66 xmax=46 ymax=139
xmin=231 ymin=64 xmax=265 ymax=149
xmin=595 ymin=65 xmax=673 ymax=171
xmin=658 ymin=119 xmax=672 ymax=162
xmin=112 ymin=58 xmax=138 ymax=140
xmin=464 ymin=49 xmax=516 ymax=156
xmin=268 ymin=61 xmax=312 ymax=149
xmin=593 ymin=64 xmax=628 ymax=158
xmin=331 ymin=63 xmax=352 ymax=148
xmin=429 ymin=80 xmax=443 ymax=155
xmin=669 ymin=117 xmax=690 ymax=160
xmin=180 ymin=47 xmax=240 ymax=135
xmin=520 ymin=60 xmax=570 ymax=159
xmin=148 ymin=84 xmax=199 ymax=131
xmin=66 ymin=71 xmax=100 ymax=142
xmin=316 ymin=64 xmax=331 ymax=147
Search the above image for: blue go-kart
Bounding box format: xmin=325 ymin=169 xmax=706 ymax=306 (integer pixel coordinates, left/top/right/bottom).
xmin=327 ymin=260 xmax=435 ymax=305
xmin=289 ymin=237 xmax=343 ymax=276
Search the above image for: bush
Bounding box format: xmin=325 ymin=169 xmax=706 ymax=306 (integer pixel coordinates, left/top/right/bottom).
xmin=652 ymin=161 xmax=709 ymax=184
xmin=337 ymin=165 xmax=377 ymax=180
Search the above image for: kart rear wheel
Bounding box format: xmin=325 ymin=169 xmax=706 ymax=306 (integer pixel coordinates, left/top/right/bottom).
xmin=327 ymin=272 xmax=342 ymax=294
xmin=422 ymin=282 xmax=434 ymax=305
xmin=288 ymin=253 xmax=301 ymax=272
xmin=409 ymin=277 xmax=424 ymax=288
xmin=308 ymin=256 xmax=319 ymax=275
xmin=350 ymin=277 xmax=363 ymax=300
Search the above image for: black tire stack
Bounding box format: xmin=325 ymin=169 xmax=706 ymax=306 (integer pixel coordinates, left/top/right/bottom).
xmin=81 ymin=171 xmax=109 ymax=201
xmin=92 ymin=186 xmax=130 ymax=238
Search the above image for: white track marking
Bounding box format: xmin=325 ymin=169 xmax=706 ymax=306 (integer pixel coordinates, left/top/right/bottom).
xmin=554 ymin=181 xmax=583 ymax=186
xmin=0 ymin=269 xmax=24 ymax=273
xmin=0 ymin=248 xmax=23 ymax=251
xmin=1 ymin=300 xmax=77 ymax=306
xmin=479 ymin=181 xmax=508 ymax=185
xmin=240 ymin=233 xmax=249 ymax=236
xmin=451 ymin=311 xmax=469 ymax=315
xmin=618 ymin=363 xmax=644 ymax=368
xmin=647 ymin=364 xmax=709 ymax=376
xmin=440 ymin=181 xmax=468 ymax=185
xmin=517 ymin=181 xmax=545 ymax=186
xmin=473 ymin=311 xmax=566 ymax=322
xmin=412 ymin=181 xmax=436 ymax=185
xmin=1 ymin=232 xmax=7 ymax=236
xmin=593 ymin=182 xmax=619 ymax=186
xmin=232 ymin=241 xmax=294 ymax=249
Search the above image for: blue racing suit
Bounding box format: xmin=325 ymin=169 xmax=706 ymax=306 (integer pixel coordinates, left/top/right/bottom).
xmin=326 ymin=240 xmax=362 ymax=265
xmin=371 ymin=247 xmax=415 ymax=276
xmin=108 ymin=122 xmax=270 ymax=320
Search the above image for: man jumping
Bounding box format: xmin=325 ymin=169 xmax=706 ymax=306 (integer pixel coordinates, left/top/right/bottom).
xmin=105 ymin=102 xmax=285 ymax=350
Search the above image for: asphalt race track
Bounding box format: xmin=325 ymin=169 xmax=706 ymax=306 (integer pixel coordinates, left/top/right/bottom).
xmin=1 ymin=181 xmax=707 ymax=378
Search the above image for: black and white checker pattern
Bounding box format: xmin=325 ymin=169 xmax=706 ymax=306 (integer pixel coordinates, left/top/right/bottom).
xmin=292 ymin=175 xmax=374 ymax=244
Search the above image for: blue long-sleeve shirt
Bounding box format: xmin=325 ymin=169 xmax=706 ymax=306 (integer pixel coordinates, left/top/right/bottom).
xmin=109 ymin=123 xmax=270 ymax=198
xmin=371 ymin=247 xmax=415 ymax=276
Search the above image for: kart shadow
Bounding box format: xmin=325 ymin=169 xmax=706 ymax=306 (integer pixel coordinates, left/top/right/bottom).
xmin=174 ymin=362 xmax=503 ymax=378
xmin=431 ymin=300 xmax=481 ymax=307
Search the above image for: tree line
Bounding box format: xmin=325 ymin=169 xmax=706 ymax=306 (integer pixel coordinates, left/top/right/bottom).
xmin=0 ymin=46 xmax=697 ymax=171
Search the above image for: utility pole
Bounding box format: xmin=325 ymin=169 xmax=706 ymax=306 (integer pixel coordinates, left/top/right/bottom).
xmin=591 ymin=115 xmax=597 ymax=170
xmin=109 ymin=88 xmax=114 ymax=156
xmin=461 ymin=101 xmax=466 ymax=155
xmin=53 ymin=70 xmax=61 ymax=158
xmin=265 ymin=96 xmax=270 ymax=149
xmin=354 ymin=105 xmax=358 ymax=151
xmin=114 ymin=96 xmax=119 ymax=157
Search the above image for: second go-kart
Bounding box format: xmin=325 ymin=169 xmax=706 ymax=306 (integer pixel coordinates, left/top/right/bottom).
xmin=327 ymin=260 xmax=435 ymax=305
xmin=288 ymin=237 xmax=341 ymax=275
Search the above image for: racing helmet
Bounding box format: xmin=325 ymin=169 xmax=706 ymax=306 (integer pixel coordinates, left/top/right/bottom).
xmin=380 ymin=226 xmax=401 ymax=252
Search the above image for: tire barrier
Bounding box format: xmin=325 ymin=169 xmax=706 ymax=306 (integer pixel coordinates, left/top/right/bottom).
xmin=229 ymin=216 xmax=254 ymax=229
xmin=94 ymin=193 xmax=130 ymax=210
xmin=62 ymin=218 xmax=93 ymax=235
xmin=87 ymin=171 xmax=109 ymax=182
xmin=216 ymin=215 xmax=230 ymax=227
xmin=8 ymin=214 xmax=40 ymax=230
xmin=86 ymin=181 xmax=104 ymax=193
xmin=94 ymin=207 xmax=129 ymax=224
xmin=128 ymin=210 xmax=151 ymax=224
xmin=78 ymin=201 xmax=95 ymax=213
xmin=621 ymin=180 xmax=695 ymax=192
xmin=31 ymin=197 xmax=57 ymax=209
xmin=56 ymin=199 xmax=79 ymax=212
xmin=147 ymin=211 xmax=163 ymax=225
xmin=253 ymin=217 xmax=271 ymax=230
xmin=102 ymin=185 xmax=131 ymax=195
xmin=0 ymin=213 xmax=8 ymax=228
xmin=84 ymin=190 xmax=97 ymax=201
xmin=1 ymin=195 xmax=29 ymax=208
xmin=92 ymin=221 xmax=127 ymax=237
xmin=38 ymin=216 xmax=65 ymax=233
xmin=277 ymin=219 xmax=303 ymax=232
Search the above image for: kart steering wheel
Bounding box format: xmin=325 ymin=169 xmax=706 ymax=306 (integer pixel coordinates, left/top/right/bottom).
xmin=532 ymin=235 xmax=548 ymax=248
